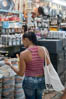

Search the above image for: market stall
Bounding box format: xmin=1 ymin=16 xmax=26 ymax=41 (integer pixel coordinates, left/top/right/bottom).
xmin=0 ymin=0 xmax=66 ymax=99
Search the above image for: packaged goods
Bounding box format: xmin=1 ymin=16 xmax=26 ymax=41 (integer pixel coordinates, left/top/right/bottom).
xmin=14 ymin=75 xmax=25 ymax=99
xmin=2 ymin=76 xmax=15 ymax=98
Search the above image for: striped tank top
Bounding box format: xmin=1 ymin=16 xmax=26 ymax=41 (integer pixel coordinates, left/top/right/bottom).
xmin=25 ymin=46 xmax=44 ymax=77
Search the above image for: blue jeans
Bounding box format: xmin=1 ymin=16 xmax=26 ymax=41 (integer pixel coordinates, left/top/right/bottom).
xmin=22 ymin=76 xmax=46 ymax=99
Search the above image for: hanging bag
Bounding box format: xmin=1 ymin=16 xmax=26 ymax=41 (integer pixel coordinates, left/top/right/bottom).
xmin=42 ymin=47 xmax=65 ymax=92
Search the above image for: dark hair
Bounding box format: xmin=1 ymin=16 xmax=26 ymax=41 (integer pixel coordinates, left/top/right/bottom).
xmin=22 ymin=24 xmax=27 ymax=32
xmin=23 ymin=32 xmax=38 ymax=45
xmin=38 ymin=7 xmax=44 ymax=16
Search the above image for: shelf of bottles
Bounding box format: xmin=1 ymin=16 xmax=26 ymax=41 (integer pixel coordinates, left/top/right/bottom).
xmin=0 ymin=9 xmax=23 ymax=48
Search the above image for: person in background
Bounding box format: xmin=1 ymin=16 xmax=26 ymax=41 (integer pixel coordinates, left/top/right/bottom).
xmin=32 ymin=6 xmax=49 ymax=38
xmin=31 ymin=7 xmax=45 ymax=33
xmin=5 ymin=32 xmax=50 ymax=99
xmin=37 ymin=6 xmax=45 ymax=17
xmin=32 ymin=6 xmax=44 ymax=18
xmin=22 ymin=24 xmax=28 ymax=33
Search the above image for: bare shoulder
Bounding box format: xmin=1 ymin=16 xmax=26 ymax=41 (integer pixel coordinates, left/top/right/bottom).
xmin=20 ymin=49 xmax=29 ymax=58
xmin=37 ymin=46 xmax=46 ymax=52
xmin=37 ymin=46 xmax=45 ymax=57
xmin=38 ymin=46 xmax=49 ymax=55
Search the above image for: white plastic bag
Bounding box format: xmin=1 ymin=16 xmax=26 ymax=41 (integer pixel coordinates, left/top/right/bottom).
xmin=42 ymin=47 xmax=65 ymax=92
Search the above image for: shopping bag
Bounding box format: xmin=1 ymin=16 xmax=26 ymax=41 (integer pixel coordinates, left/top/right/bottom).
xmin=42 ymin=46 xmax=65 ymax=92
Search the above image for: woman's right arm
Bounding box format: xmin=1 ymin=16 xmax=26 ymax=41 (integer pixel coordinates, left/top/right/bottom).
xmin=5 ymin=52 xmax=26 ymax=76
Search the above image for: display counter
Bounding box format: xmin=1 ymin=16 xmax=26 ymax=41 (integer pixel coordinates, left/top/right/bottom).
xmin=38 ymin=39 xmax=64 ymax=74
xmin=38 ymin=39 xmax=63 ymax=54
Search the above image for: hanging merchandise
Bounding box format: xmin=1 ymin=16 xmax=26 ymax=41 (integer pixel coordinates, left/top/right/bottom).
xmin=50 ymin=9 xmax=57 ymax=17
xmin=0 ymin=0 xmax=14 ymax=10
xmin=43 ymin=6 xmax=50 ymax=16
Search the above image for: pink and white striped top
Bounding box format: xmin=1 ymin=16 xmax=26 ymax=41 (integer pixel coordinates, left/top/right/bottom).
xmin=25 ymin=46 xmax=44 ymax=77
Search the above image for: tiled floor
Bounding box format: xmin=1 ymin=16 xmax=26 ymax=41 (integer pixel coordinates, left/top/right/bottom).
xmin=43 ymin=91 xmax=64 ymax=99
xmin=42 ymin=91 xmax=58 ymax=99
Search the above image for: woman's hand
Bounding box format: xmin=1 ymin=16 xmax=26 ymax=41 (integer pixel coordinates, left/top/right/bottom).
xmin=16 ymin=54 xmax=20 ymax=61
xmin=5 ymin=54 xmax=20 ymax=66
xmin=5 ymin=59 xmax=12 ymax=66
xmin=4 ymin=54 xmax=22 ymax=76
